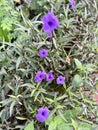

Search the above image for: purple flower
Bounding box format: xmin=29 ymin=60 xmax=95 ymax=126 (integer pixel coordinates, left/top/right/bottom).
xmin=42 ymin=12 xmax=59 ymax=38
xmin=36 ymin=107 xmax=49 ymax=123
xmin=69 ymin=0 xmax=75 ymax=9
xmin=35 ymin=71 xmax=46 ymax=83
xmin=39 ymin=49 xmax=48 ymax=58
xmin=56 ymin=76 xmax=65 ymax=85
xmin=46 ymin=72 xmax=54 ymax=81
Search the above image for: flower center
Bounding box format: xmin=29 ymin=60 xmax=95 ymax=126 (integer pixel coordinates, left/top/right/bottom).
xmin=42 ymin=52 xmax=45 ymax=55
xmin=49 ymin=75 xmax=52 ymax=78
xmin=42 ymin=111 xmax=45 ymax=116
xmin=48 ymin=21 xmax=53 ymax=26
xmin=39 ymin=75 xmax=42 ymax=78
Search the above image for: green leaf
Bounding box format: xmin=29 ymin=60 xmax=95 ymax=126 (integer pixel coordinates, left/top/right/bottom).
xmin=58 ymin=110 xmax=67 ymax=122
xmin=1 ymin=17 xmax=13 ymax=31
xmin=85 ymin=64 xmax=94 ymax=72
xmin=72 ymin=74 xmax=83 ymax=88
xmin=24 ymin=121 xmax=34 ymax=130
xmin=74 ymin=58 xmax=83 ymax=69
xmin=63 ymin=109 xmax=79 ymax=122
xmin=48 ymin=121 xmax=57 ymax=130
xmin=10 ymin=101 xmax=16 ymax=116
xmin=54 ymin=115 xmax=64 ymax=125
xmin=16 ymin=116 xmax=27 ymax=120
xmin=16 ymin=56 xmax=22 ymax=69
xmin=47 ymin=109 xmax=80 ymax=130
xmin=71 ymin=119 xmax=78 ymax=130
xmin=57 ymin=124 xmax=73 ymax=130
xmin=46 ymin=116 xmax=54 ymax=125
xmin=45 ymin=98 xmax=54 ymax=103
xmin=78 ymin=123 xmax=92 ymax=130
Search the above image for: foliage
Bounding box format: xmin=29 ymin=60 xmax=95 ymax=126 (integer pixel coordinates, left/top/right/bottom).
xmin=0 ymin=0 xmax=98 ymax=129
xmin=0 ymin=0 xmax=20 ymax=41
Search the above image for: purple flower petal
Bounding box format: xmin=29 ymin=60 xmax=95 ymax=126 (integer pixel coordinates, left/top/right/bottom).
xmin=36 ymin=114 xmax=45 ymax=123
xmin=46 ymin=72 xmax=54 ymax=81
xmin=42 ymin=12 xmax=59 ymax=37
xmin=36 ymin=107 xmax=49 ymax=123
xmin=56 ymin=76 xmax=65 ymax=85
xmin=70 ymin=0 xmax=75 ymax=9
xmin=47 ymin=31 xmax=52 ymax=38
xmin=35 ymin=71 xmax=46 ymax=83
xmin=39 ymin=49 xmax=48 ymax=58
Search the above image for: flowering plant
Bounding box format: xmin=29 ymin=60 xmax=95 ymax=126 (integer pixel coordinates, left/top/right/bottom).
xmin=0 ymin=0 xmax=98 ymax=130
